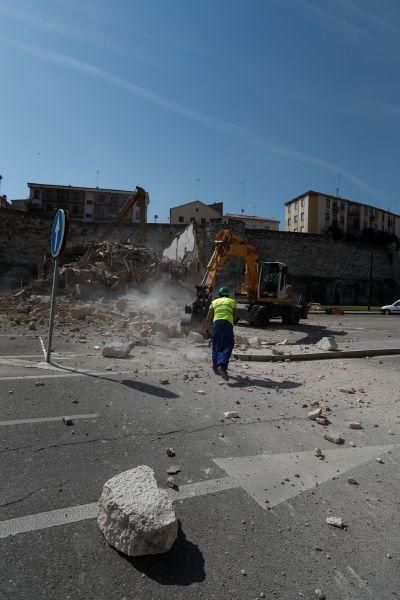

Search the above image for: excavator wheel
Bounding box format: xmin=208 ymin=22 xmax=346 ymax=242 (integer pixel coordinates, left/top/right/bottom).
xmin=282 ymin=307 xmax=300 ymax=326
xmin=249 ymin=306 xmax=270 ymax=327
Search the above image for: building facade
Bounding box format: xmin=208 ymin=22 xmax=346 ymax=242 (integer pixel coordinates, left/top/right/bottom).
xmin=12 ymin=183 xmax=148 ymax=224
xmin=170 ymin=200 xmax=223 ymax=225
xmin=0 ymin=195 xmax=9 ymax=209
xmin=284 ymin=190 xmax=400 ymax=237
xmin=225 ymin=213 xmax=279 ymax=230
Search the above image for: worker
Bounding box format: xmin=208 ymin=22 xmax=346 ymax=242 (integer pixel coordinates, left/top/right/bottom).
xmin=205 ymin=287 xmax=237 ymax=381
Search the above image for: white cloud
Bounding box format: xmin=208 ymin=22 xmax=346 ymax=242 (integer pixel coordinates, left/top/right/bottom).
xmin=0 ymin=35 xmax=382 ymax=199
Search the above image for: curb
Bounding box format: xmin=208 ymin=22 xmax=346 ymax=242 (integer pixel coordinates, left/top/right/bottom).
xmin=233 ymin=347 xmax=400 ymax=362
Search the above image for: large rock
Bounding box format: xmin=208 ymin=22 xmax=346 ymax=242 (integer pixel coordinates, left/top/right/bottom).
xmin=317 ymin=337 xmax=338 ymax=351
xmin=102 ymin=342 xmax=132 ymax=358
xmin=97 ymin=465 xmax=178 ymax=556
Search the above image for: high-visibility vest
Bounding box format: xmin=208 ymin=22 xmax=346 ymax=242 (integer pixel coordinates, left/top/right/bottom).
xmin=211 ymin=297 xmax=236 ymax=325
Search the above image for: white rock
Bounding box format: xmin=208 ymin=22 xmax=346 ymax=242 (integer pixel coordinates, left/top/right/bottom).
xmin=317 ymin=337 xmax=338 ymax=351
xmin=97 ymin=465 xmax=178 ymax=556
xmin=277 ymin=339 xmax=288 ymax=346
xmin=248 ymin=336 xmax=260 ymax=348
xmin=102 ymin=342 xmax=131 ymax=359
xmin=326 ymin=516 xmax=344 ymax=528
xmin=224 ymin=411 xmax=240 ymax=419
xmin=187 ymin=331 xmax=204 ymax=343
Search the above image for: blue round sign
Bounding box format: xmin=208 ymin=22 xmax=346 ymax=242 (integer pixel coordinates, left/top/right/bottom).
xmin=51 ymin=209 xmax=67 ymax=258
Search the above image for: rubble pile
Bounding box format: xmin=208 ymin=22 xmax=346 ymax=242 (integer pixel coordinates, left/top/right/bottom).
xmin=59 ymin=241 xmax=160 ymax=291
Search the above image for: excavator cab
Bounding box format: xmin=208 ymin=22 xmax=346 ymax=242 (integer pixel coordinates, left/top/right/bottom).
xmin=258 ymin=262 xmax=288 ymax=299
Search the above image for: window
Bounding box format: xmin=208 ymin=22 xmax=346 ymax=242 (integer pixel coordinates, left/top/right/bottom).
xmin=85 ymin=213 xmax=91 ymax=218
xmin=341 ymin=203 xmax=345 ymax=211
xmin=86 ymin=200 xmax=93 ymax=205
xmin=300 ymin=212 xmax=304 ymax=221
xmin=340 ymin=216 xmax=344 ymax=225
xmin=97 ymin=206 xmax=104 ymax=217
xmin=294 ymin=215 xmax=298 ymax=223
xmin=301 ymin=198 xmax=305 ymax=207
xmin=72 ymin=205 xmax=79 ymax=215
xmin=300 ymin=226 xmax=304 ymax=232
xmin=195 ymin=208 xmax=199 ymax=212
xmin=201 ymin=217 xmax=206 ymax=225
xmin=135 ymin=210 xmax=140 ymax=220
xmin=326 ymin=198 xmax=330 ymax=208
xmin=325 ymin=212 xmax=330 ymax=221
xmin=288 ymin=217 xmax=291 ymax=226
xmin=179 ymin=216 xmax=184 ymax=223
xmin=97 ymin=194 xmax=105 ymax=204
xmin=364 ymin=222 xmax=368 ymax=229
xmin=72 ymin=191 xmax=79 ymax=202
xmin=33 ymin=189 xmax=40 ymax=200
xmin=294 ymin=201 xmax=298 ymax=210
xmin=288 ymin=205 xmax=291 ymax=213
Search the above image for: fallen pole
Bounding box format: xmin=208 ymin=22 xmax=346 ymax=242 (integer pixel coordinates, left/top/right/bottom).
xmin=234 ymin=347 xmax=400 ymax=362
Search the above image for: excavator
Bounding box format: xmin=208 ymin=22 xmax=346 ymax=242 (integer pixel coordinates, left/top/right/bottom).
xmin=181 ymin=228 xmax=308 ymax=330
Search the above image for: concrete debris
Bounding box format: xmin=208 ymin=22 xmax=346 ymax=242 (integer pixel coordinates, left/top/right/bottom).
xmin=317 ymin=336 xmax=338 ymax=351
xmin=60 ymin=241 xmax=159 ymax=291
xmin=187 ymin=331 xmax=204 ymax=343
xmin=196 ymin=390 xmax=206 ymax=395
xmin=235 ymin=335 xmax=249 ymax=346
xmin=166 ymin=448 xmax=176 ymax=457
xmin=349 ymin=441 xmax=356 ymax=447
xmin=326 ymin=516 xmax=344 ymax=528
xmin=315 ymin=416 xmax=330 ymax=426
xmin=347 ymin=477 xmax=359 ymax=485
xmin=70 ymin=304 xmax=93 ymax=320
xmin=314 ymin=448 xmax=323 ymax=457
xmin=277 ymin=339 xmax=288 ymax=345
xmin=159 ymin=378 xmax=170 ymax=385
xmin=345 ymin=420 xmax=362 ymax=429
xmin=102 ymin=342 xmax=131 ymax=359
xmin=324 ymin=431 xmax=344 ymax=444
xmin=339 ymin=388 xmax=356 ymax=394
xmin=97 ymin=465 xmax=178 ymax=556
xmin=166 ymin=466 xmax=181 ymax=475
xmin=308 ymin=408 xmax=322 ymax=421
xmin=224 ymin=411 xmax=240 ymax=419
xmin=315 ymin=590 xmax=326 ymax=600
xmin=166 ymin=476 xmax=178 ymax=489
xmin=376 ymin=457 xmax=385 ymax=464
xmin=63 ymin=416 xmax=73 ymax=426
xmin=248 ymin=336 xmax=261 ymax=348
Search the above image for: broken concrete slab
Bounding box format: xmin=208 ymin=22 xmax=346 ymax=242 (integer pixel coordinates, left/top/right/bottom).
xmin=324 ymin=431 xmax=344 ymax=444
xmin=308 ymin=408 xmax=322 ymax=421
xmin=97 ymin=465 xmax=178 ymax=556
xmin=102 ymin=342 xmax=132 ymax=359
xmin=317 ymin=337 xmax=338 ymax=351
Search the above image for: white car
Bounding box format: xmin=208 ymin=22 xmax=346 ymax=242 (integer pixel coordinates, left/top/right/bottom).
xmin=381 ymin=300 xmax=400 ymax=314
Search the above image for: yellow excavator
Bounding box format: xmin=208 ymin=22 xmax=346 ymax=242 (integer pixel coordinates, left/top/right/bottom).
xmin=99 ymin=186 xmax=148 ymax=242
xmin=182 ymin=228 xmax=308 ymax=329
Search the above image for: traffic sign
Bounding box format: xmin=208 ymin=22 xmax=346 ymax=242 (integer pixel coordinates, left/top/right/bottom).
xmin=51 ymin=209 xmax=67 ymax=258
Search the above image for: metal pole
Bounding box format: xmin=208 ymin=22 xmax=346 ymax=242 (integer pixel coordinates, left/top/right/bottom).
xmin=367 ymin=249 xmax=373 ymax=312
xmin=46 ymin=257 xmax=59 ymax=363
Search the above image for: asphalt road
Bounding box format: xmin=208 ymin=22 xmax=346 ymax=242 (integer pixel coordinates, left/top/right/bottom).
xmin=1 ymin=314 xmax=400 ymax=599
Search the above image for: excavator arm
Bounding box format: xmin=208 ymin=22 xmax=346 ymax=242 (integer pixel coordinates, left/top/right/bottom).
xmin=99 ymin=186 xmax=147 ymax=242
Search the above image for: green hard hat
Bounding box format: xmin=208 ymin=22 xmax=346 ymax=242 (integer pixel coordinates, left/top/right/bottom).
xmin=219 ymin=286 xmax=230 ymax=296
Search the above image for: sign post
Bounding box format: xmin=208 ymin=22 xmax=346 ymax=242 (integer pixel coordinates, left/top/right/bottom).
xmin=46 ymin=209 xmax=68 ymax=363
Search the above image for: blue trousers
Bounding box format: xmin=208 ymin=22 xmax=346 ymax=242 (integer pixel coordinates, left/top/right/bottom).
xmin=212 ymin=319 xmax=234 ymax=371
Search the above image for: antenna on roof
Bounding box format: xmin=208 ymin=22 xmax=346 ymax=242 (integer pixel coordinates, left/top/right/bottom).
xmin=239 ymin=180 xmax=245 ymax=213
xmin=336 ymin=173 xmax=341 ymax=198
xmin=96 ymin=170 xmax=100 ymax=188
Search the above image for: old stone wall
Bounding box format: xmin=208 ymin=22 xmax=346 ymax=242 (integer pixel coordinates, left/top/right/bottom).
xmin=1 ymin=208 xmax=400 ymax=304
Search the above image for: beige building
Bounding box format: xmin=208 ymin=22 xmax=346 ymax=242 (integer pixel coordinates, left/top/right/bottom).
xmin=170 ymin=200 xmax=223 ymax=225
xmin=284 ymin=190 xmax=400 ymax=236
xmin=225 ymin=213 xmax=279 ymax=230
xmin=12 ymin=182 xmax=149 ymax=223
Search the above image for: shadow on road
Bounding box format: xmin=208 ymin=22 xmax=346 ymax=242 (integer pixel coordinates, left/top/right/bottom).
xmin=126 ymin=522 xmax=205 ymax=585
xmin=228 ymin=375 xmax=302 ymax=390
xmin=236 ymin=321 xmax=347 ymax=345
xmin=119 ymin=380 xmax=179 ymax=399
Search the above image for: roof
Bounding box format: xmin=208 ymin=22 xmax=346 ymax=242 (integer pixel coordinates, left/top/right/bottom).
xmin=28 ymin=182 xmax=134 ymax=194
xmin=284 ymin=190 xmax=400 ymax=217
xmin=170 ymin=200 xmax=221 ymax=211
xmin=226 ymin=213 xmax=280 ymax=223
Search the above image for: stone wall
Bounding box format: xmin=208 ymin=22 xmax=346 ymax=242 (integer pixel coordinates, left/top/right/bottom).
xmin=200 ymin=221 xmax=400 ymax=306
xmin=1 ymin=207 xmax=400 ymax=304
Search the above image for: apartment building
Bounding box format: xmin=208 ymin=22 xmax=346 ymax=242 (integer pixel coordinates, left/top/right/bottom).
xmin=12 ymin=183 xmax=149 ymax=223
xmin=284 ymin=190 xmax=400 ymax=237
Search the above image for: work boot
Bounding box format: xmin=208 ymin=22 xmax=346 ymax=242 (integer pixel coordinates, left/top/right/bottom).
xmin=217 ymin=365 xmax=229 ymax=381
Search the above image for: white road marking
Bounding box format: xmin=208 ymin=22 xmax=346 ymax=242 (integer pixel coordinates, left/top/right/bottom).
xmin=0 ymin=477 xmax=238 ymax=539
xmin=0 ymin=413 xmax=99 ymax=426
xmin=39 ymin=336 xmax=46 ymax=359
xmin=214 ymin=444 xmax=396 ymax=509
xmin=0 ymin=445 xmax=396 ymax=540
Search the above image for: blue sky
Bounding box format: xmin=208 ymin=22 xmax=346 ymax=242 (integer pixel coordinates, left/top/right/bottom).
xmin=1 ymin=0 xmax=400 ymax=223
